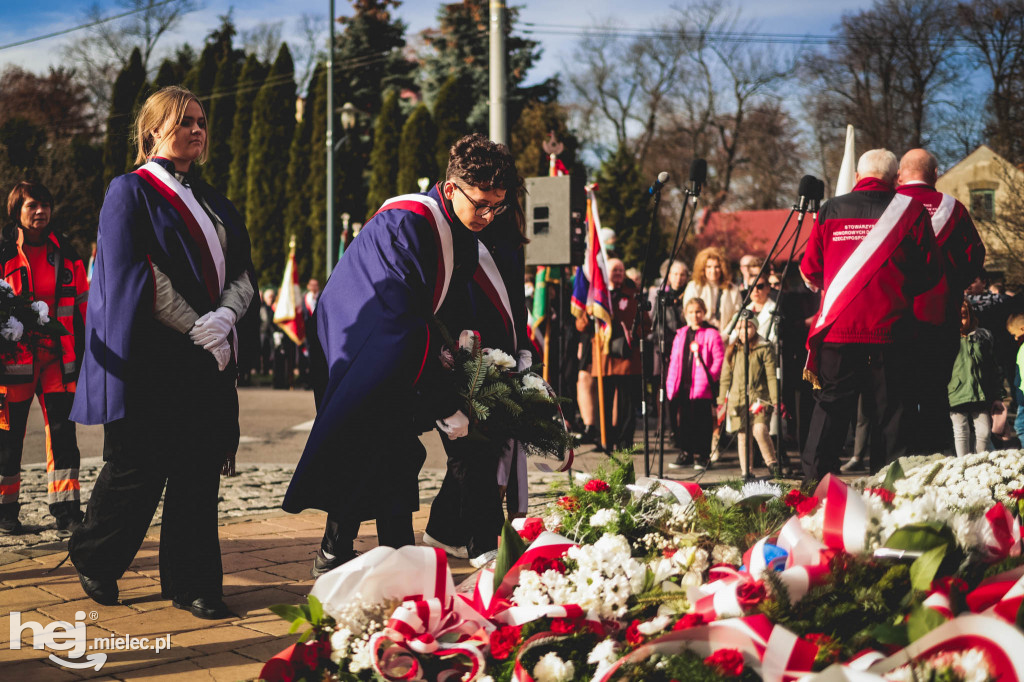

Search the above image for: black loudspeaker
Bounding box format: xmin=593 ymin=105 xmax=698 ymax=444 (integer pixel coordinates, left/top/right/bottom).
xmin=524 ymin=176 xmax=584 ymax=266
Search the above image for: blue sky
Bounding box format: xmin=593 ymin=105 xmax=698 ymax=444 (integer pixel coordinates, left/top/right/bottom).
xmin=0 ymin=0 xmax=874 ymax=84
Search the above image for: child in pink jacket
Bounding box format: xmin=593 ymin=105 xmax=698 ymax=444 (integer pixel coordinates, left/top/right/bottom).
xmin=666 ymin=297 xmax=725 ymax=470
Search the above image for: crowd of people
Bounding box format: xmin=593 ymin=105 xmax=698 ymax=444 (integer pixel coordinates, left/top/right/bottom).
xmin=0 ymin=82 xmax=1017 ymax=616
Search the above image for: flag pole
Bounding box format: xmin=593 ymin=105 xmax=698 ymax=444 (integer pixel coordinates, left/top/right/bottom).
xmin=594 ymin=327 xmax=607 ymax=450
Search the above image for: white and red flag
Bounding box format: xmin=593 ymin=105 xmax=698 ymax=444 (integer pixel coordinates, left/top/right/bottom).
xmin=273 ymin=239 xmax=306 ymax=345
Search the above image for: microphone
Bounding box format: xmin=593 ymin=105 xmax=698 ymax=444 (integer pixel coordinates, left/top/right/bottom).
xmin=796 ymin=175 xmax=818 ymax=212
xmin=688 ymin=159 xmax=707 ymax=197
xmin=647 ymin=171 xmax=670 ymax=196
xmin=810 ymin=178 xmax=825 ymax=212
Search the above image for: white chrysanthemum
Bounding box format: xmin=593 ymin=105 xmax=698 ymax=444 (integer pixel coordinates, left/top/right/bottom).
xmin=31 ymin=300 xmax=49 ymax=324
xmin=533 ymin=651 xmax=575 ymax=682
xmin=484 ymin=349 xmax=516 ymax=369
xmin=590 ymin=508 xmax=617 ymax=528
xmin=587 ymin=639 xmax=620 ymax=673
xmin=637 ymin=615 xmax=672 ymax=636
xmin=329 ymin=627 xmax=352 ymax=663
xmin=715 ymin=486 xmax=743 ymax=507
xmin=0 ymin=316 xmax=23 ymax=342
xmin=522 ymin=373 xmax=546 ymax=392
xmin=739 ymin=480 xmax=783 ymax=499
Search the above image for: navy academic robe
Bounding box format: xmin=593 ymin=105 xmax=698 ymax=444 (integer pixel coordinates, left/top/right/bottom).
xmin=283 ymin=186 xmax=478 ymax=520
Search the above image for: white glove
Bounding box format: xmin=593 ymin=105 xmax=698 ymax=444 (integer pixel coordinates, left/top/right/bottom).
xmin=190 ymin=306 xmax=237 ymax=349
xmin=516 ymin=349 xmax=532 ymax=372
xmin=436 ymin=410 xmax=469 ymax=440
xmin=207 ymin=337 xmax=231 ymax=371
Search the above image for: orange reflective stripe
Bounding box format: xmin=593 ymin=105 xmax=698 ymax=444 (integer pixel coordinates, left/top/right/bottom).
xmin=47 ymin=479 xmax=80 ymax=493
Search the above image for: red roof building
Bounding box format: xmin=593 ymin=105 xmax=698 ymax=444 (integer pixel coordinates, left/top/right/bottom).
xmin=696 ymin=209 xmax=809 ymax=263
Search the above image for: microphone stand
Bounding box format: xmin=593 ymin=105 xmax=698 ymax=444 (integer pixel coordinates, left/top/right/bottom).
xmin=635 ymin=185 xmax=667 ymax=477
xmin=766 ymin=205 xmax=814 ymax=472
xmin=653 ymin=186 xmax=701 ymax=478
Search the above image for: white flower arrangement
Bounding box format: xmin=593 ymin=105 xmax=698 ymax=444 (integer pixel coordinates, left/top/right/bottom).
xmin=31 ymin=300 xmax=49 ymax=325
xmin=715 ymin=486 xmax=743 ymax=507
xmin=1 ymin=316 xmax=23 ymax=342
xmin=590 ymin=508 xmax=618 ymax=528
xmin=483 ymin=348 xmax=516 ymax=369
xmin=522 ymin=372 xmax=547 ymax=392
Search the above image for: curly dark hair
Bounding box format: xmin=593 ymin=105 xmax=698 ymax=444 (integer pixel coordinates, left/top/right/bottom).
xmin=445 ymin=133 xmax=521 ymax=192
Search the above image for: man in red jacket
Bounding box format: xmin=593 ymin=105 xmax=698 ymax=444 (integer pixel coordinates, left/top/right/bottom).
xmin=896 ymin=148 xmax=986 ymax=455
xmin=800 ymin=149 xmax=941 ymax=480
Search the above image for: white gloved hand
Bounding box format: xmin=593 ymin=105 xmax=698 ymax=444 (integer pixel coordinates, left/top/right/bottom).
xmin=436 ymin=410 xmax=469 ymax=440
xmin=207 ymin=337 xmax=231 ymax=371
xmin=516 ymin=349 xmax=532 ymax=372
xmin=190 ymin=306 xmax=237 ymax=349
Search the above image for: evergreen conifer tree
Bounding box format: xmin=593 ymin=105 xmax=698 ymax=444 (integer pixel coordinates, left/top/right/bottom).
xmin=365 ymin=90 xmax=404 ymax=219
xmin=305 ymin=64 xmax=329 ymax=281
xmin=396 ymin=105 xmax=438 ymax=195
xmin=153 ymin=59 xmax=181 ymax=89
xmin=595 ymin=144 xmax=654 ymax=269
xmin=227 ymin=55 xmax=268 ymax=214
xmin=103 ymin=48 xmax=145 ymax=182
xmin=433 ymin=76 xmax=471 ymax=175
xmin=206 ymin=52 xmax=240 ymax=193
xmin=284 ymin=62 xmax=321 ymax=282
xmin=246 ymin=44 xmax=296 ymax=287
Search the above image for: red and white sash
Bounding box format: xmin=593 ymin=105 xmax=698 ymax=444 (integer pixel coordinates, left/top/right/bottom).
xmin=804 ymin=193 xmax=915 ymax=386
xmin=135 ymin=160 xmax=226 ymax=303
xmin=376 ymin=194 xmax=454 ymax=314
xmin=931 ymin=193 xmax=956 ymax=242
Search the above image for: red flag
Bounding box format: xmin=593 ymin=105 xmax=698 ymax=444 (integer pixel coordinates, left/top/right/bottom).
xmin=274 ymin=240 xmax=306 ymax=345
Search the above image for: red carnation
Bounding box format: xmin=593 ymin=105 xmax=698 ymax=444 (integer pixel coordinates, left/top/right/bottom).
xmin=784 ymin=489 xmax=808 ymax=508
xmin=663 ymin=547 xmax=678 ymax=558
xmin=294 ymin=640 xmax=322 ymax=670
xmin=795 ymin=496 xmax=820 ymax=517
xmin=1010 ymin=489 xmax=1024 ymax=500
xmin=735 ymin=581 xmax=767 ymax=609
xmin=704 ymin=648 xmax=745 ymax=677
xmin=556 ymin=496 xmax=580 ymax=511
xmin=519 ymin=518 xmax=545 ymax=542
xmin=672 ymin=613 xmax=705 ymax=631
xmin=625 ymin=619 xmax=644 ymax=646
xmin=489 ymin=625 xmax=523 ymax=660
xmin=584 ymin=479 xmax=610 ymax=493
xmin=531 ymin=556 xmax=567 ymax=574
xmin=867 ymin=487 xmax=895 ymax=504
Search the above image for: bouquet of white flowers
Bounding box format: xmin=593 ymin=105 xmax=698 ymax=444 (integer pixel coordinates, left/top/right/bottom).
xmin=0 ymin=281 xmax=66 ymax=365
xmin=434 ymin=319 xmax=573 ymax=462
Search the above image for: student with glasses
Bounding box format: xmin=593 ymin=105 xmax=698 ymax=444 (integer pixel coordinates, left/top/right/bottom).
xmin=725 ymin=275 xmax=779 ymax=346
xmin=285 ymin=133 xmax=528 ymax=576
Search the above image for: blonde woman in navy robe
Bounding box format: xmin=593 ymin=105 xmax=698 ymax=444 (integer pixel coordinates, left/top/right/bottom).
xmin=69 ymin=87 xmax=258 ymax=619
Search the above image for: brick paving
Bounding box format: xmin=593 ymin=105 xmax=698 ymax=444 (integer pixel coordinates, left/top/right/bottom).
xmin=0 ymin=443 xmax=800 ymax=680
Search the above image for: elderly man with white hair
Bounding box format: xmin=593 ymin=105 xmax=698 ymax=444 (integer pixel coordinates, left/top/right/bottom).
xmin=799 ymin=148 xmax=941 ymax=481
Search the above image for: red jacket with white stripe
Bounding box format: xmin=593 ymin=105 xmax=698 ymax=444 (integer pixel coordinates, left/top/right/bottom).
xmin=896 ymin=182 xmax=985 ymax=327
xmin=800 ymin=177 xmax=941 ymax=345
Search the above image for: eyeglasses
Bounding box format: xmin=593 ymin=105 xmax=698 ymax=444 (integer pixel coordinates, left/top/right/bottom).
xmin=753 ymin=283 xmax=769 ymax=290
xmin=453 ymin=183 xmax=507 ymax=217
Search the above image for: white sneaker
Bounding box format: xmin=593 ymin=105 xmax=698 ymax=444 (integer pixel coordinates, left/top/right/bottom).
xmin=840 ymin=457 xmax=864 ymax=473
xmin=422 ymin=532 xmax=469 ymax=559
xmin=470 ymin=550 xmax=498 ymax=569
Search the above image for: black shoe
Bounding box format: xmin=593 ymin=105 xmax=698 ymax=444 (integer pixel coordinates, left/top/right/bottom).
xmin=0 ymin=516 xmax=23 ymax=535
xmin=311 ymin=548 xmax=359 ymax=578
xmin=172 ymin=596 xmax=233 ymax=620
xmin=768 ymin=463 xmax=784 ymax=479
xmin=78 ymin=572 xmax=119 ymax=606
xmin=669 ymin=454 xmax=693 ymax=470
xmin=744 ymin=472 xmax=756 ymax=482
xmin=694 ymin=457 xmax=709 ymax=471
xmin=55 ymin=512 xmax=84 ymax=539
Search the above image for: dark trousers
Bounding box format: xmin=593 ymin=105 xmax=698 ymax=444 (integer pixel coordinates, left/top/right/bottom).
xmin=70 ymin=421 xmax=225 ymax=600
xmin=0 ymin=391 xmax=80 ymax=517
xmin=802 ymin=343 xmax=910 ymax=481
xmin=425 ymin=435 xmax=504 ymax=557
xmin=910 ymin=323 xmax=959 ymax=455
xmin=321 ymin=513 xmax=414 ymax=556
xmin=604 ymin=374 xmax=641 ymax=450
xmin=674 ymin=396 xmax=714 ymax=458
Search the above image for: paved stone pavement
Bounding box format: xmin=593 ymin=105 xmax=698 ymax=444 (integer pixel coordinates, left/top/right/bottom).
xmin=0 ymin=445 xmax=801 ymax=681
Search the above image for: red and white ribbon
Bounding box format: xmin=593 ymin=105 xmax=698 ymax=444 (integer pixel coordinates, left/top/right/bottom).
xmin=592 ymin=615 xmax=816 ymax=682
xmin=815 ymin=474 xmax=867 ymax=555
xmin=966 ymin=565 xmax=1024 ymax=623
xmin=470 ymin=531 xmax=576 ymax=620
xmin=632 ymin=477 xmax=704 ymax=507
xmin=983 ymin=502 xmax=1022 ymax=561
